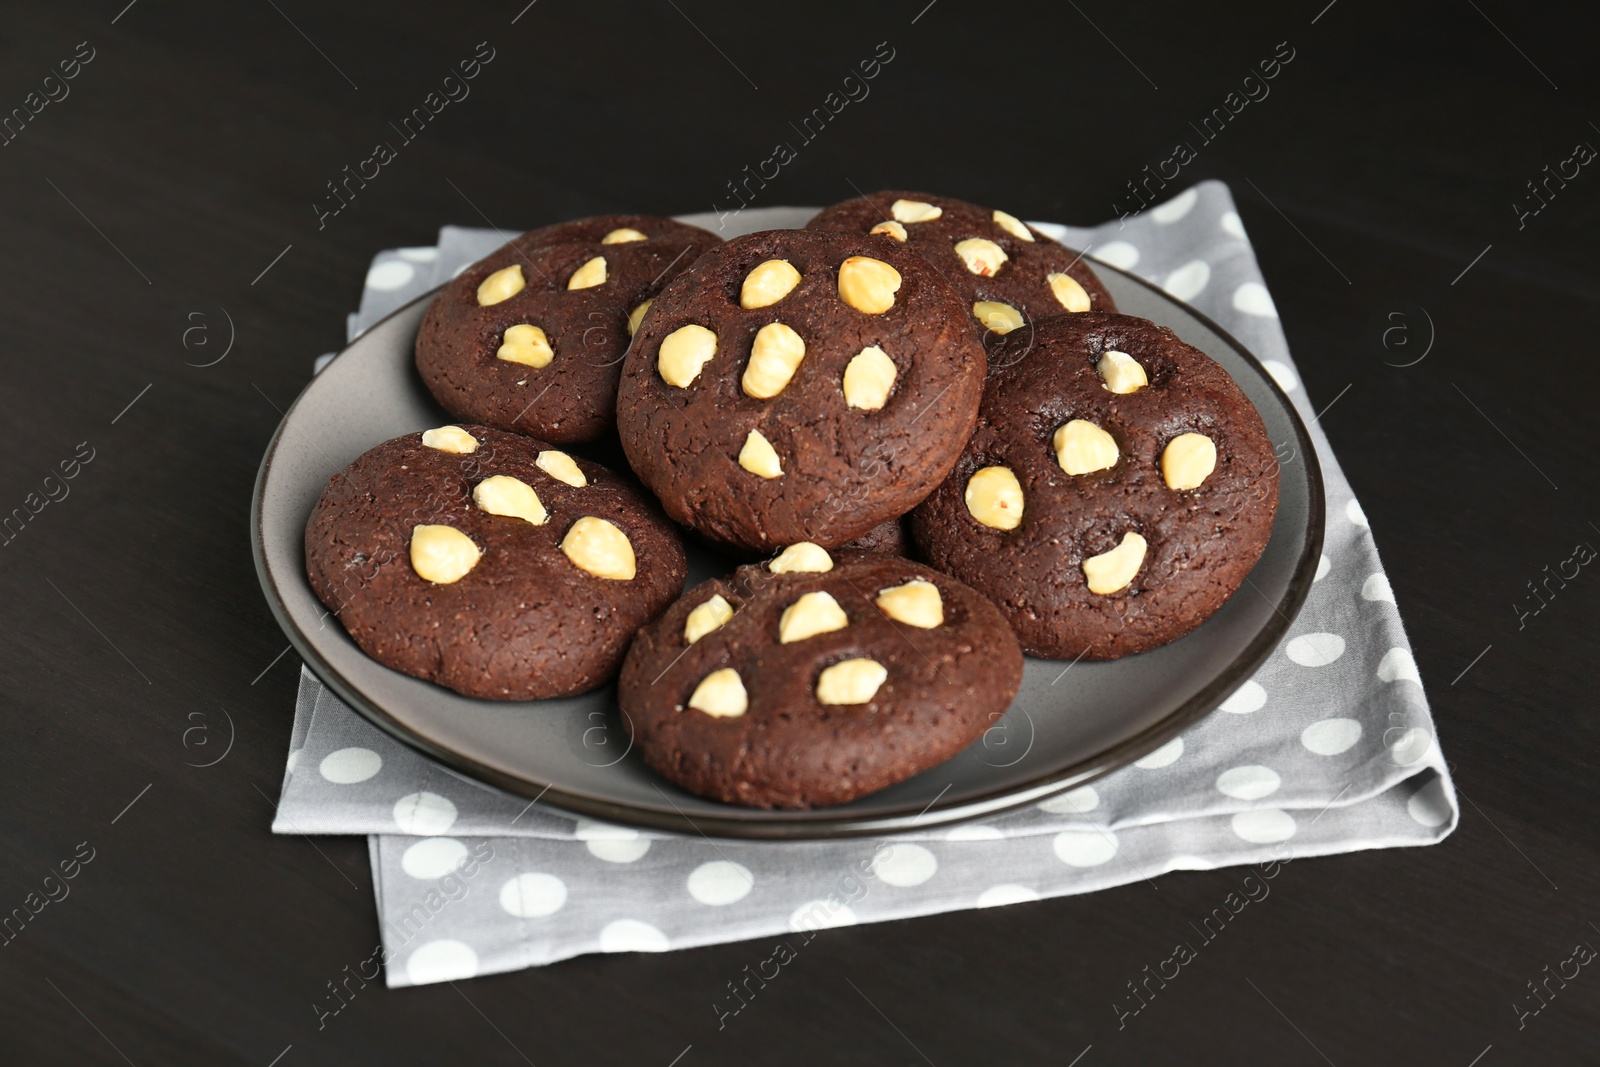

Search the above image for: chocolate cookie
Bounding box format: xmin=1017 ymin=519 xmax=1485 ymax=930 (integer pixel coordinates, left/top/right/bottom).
xmin=615 ymin=228 xmax=987 ymax=552
xmin=911 ymin=313 xmax=1279 ymax=660
xmin=807 ymin=190 xmax=1115 ymax=352
xmin=415 ymin=215 xmax=720 ymax=443
xmin=841 ymin=516 xmax=909 ymax=556
xmin=618 ymin=544 xmax=1023 ymax=808
xmin=305 ymin=424 xmax=687 ymax=699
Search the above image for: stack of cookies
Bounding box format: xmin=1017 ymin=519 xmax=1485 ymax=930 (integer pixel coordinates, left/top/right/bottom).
xmin=304 ymin=191 xmax=1279 ymax=809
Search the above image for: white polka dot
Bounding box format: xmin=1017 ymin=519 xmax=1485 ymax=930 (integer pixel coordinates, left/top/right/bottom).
xmin=599 ymin=919 xmax=669 ymax=953
xmin=1346 ymin=499 xmax=1369 ymax=528
xmin=392 ymin=792 xmax=458 ymax=836
xmin=587 ymin=838 xmax=650 ymax=863
xmin=1094 ymin=241 xmax=1140 ymax=270
xmin=1220 ymin=680 xmax=1266 ymax=714
xmin=1263 ymin=359 xmax=1299 ymax=393
xmin=1163 ymin=260 xmax=1211 ymax=302
xmin=1038 ymin=784 xmax=1100 ymax=814
xmin=285 ymin=749 xmax=300 ymax=774
xmin=1389 ymin=727 xmax=1434 ymax=767
xmin=1315 ymin=554 xmax=1331 ymax=582
xmin=871 ymin=844 xmax=937 ymax=887
xmin=400 ymin=837 xmax=468 ymax=879
xmin=398 ymin=246 xmax=439 ymax=262
xmin=499 ymin=873 xmax=567 ymax=917
xmin=1361 ymin=573 xmax=1395 ymax=603
xmin=1151 ymin=188 xmax=1199 ymax=223
xmin=1286 ymin=633 xmax=1346 ymax=667
xmin=1135 ymin=737 xmax=1184 ymax=769
xmin=687 ymin=861 xmax=754 ymax=905
xmin=405 ymin=939 xmax=477 ymax=984
xmin=1301 ymin=718 xmax=1362 ymax=755
xmin=945 ymin=823 xmax=1005 ymax=841
xmin=1053 ymin=829 xmax=1118 ymax=867
xmin=365 ymin=259 xmax=416 ymax=291
xmin=1220 ymin=211 xmax=1247 ymax=239
xmin=1232 ymin=281 xmax=1278 ymax=318
xmin=575 ymin=818 xmax=651 ymax=863
xmin=1167 ymin=855 xmax=1216 ymax=871
xmin=320 ymin=747 xmax=381 ymax=784
xmin=977 ymin=884 xmax=1039 ymax=908
xmin=1377 ymin=647 xmax=1422 ymax=685
xmin=789 ymin=901 xmax=857 ymax=931
xmin=1216 ymin=765 xmax=1281 ymax=800
xmin=1231 ymin=809 xmax=1296 ymax=844
xmin=1407 ymin=779 xmax=1452 ymax=828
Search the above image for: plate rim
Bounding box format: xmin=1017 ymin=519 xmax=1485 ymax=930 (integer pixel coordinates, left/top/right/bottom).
xmin=251 ymin=256 xmax=1325 ymax=840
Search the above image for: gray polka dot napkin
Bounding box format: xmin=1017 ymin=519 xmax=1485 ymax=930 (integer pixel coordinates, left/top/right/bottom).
xmin=274 ymin=181 xmax=1456 ymax=987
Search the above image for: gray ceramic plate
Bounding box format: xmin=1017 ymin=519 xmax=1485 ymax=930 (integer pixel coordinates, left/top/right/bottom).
xmin=252 ymin=206 xmax=1323 ymax=840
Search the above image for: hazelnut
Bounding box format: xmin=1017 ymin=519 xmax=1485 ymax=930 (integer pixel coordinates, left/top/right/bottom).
xmin=689 ymin=667 xmax=747 ymax=718
xmin=992 ymin=209 xmax=1035 ymax=242
xmin=566 ymin=256 xmax=607 ymax=290
xmin=1048 ymin=272 xmax=1092 ymax=313
xmin=472 ymin=475 xmax=547 ymax=525
xmin=536 ymin=450 xmax=587 ymax=487
xmin=954 ymin=238 xmax=1008 ymax=277
xmin=816 ymin=658 xmax=888 ymax=705
xmin=476 ymin=264 xmax=525 ymax=306
xmin=1097 ymin=350 xmax=1148 ymax=394
xmin=421 ymin=425 xmax=478 ymax=454
xmin=497 ymin=324 xmax=553 ymax=368
xmin=842 ymin=345 xmax=896 ymax=411
xmin=778 ymin=591 xmax=850 ymax=644
xmin=1162 ymin=432 xmax=1217 ymax=490
xmin=874 ymin=579 xmax=943 ymax=629
xmin=1083 ymin=531 xmax=1147 ymax=595
xmin=965 ymin=465 xmax=1024 ymax=530
xmin=769 ymin=542 xmax=832 ymax=573
xmin=1053 ymin=420 xmax=1119 ymax=476
xmin=737 ymin=429 xmax=783 ymax=479
xmin=658 ymin=324 xmax=718 ymax=387
xmin=741 ymin=322 xmax=807 ymax=399
xmin=627 ymin=299 xmax=654 ymax=337
xmin=973 ymin=301 xmax=1024 ymax=335
xmin=870 ymin=220 xmax=908 ymax=241
xmin=684 ymin=594 xmax=734 ymax=645
xmin=837 ymin=256 xmax=902 ymax=315
xmin=409 ymin=524 xmax=481 ymax=584
xmin=740 ymin=259 xmax=802 ymax=309
xmin=559 ymin=516 xmax=636 ymax=580
xmin=602 ymin=227 xmax=647 ymax=244
xmin=891 ymin=199 xmax=942 ymax=223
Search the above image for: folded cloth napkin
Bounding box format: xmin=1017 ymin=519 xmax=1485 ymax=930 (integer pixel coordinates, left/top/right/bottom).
xmin=276 ymin=181 xmax=1456 ymax=988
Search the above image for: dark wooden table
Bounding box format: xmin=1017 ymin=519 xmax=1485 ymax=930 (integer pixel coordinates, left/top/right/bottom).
xmin=2 ymin=1 xmax=1595 ymax=1062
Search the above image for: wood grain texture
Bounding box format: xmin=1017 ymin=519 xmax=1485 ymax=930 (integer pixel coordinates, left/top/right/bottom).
xmin=0 ymin=0 xmax=1595 ymax=1063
